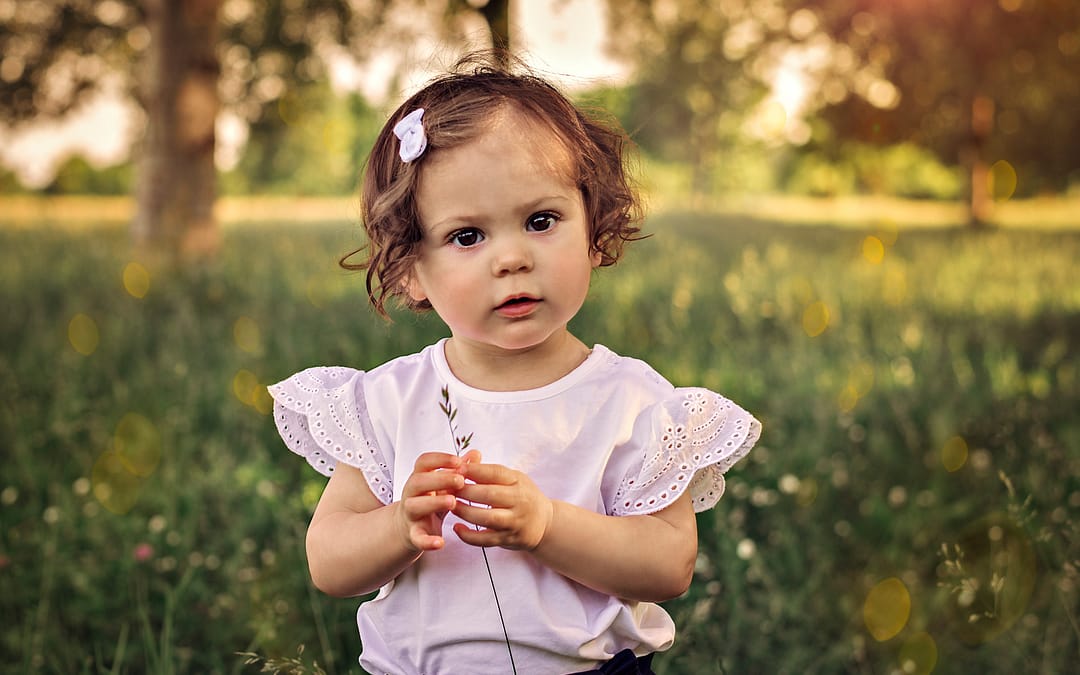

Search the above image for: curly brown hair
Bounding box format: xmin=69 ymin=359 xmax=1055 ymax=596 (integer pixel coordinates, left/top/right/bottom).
xmin=341 ymin=51 xmax=646 ymax=317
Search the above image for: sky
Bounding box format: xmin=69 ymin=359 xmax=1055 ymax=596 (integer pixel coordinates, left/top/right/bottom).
xmin=0 ymin=0 xmax=629 ymax=188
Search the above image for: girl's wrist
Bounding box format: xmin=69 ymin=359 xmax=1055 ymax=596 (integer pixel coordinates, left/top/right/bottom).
xmin=390 ymin=501 xmax=422 ymax=556
xmin=529 ymin=498 xmax=557 ymax=552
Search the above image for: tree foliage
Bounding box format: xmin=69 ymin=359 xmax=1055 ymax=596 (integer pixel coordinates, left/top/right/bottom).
xmin=604 ymin=0 xmax=793 ymax=198
xmin=789 ymin=0 xmax=1080 ymax=196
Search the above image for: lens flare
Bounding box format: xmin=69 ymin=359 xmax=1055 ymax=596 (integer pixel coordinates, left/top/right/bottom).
xmin=803 ymin=301 xmax=830 ymax=337
xmin=862 ymin=236 xmax=885 ymax=264
xmin=233 ymin=369 xmax=260 ymax=405
xmin=864 ymin=577 xmax=911 ymax=641
xmin=114 ymin=413 xmax=161 ymax=477
xmin=252 ymin=385 xmax=274 ymax=416
xmin=68 ymin=313 xmax=100 ymax=355
xmin=942 ymin=436 xmax=968 ymax=472
xmin=946 ymin=515 xmax=1036 ymax=645
xmin=233 ymin=316 xmax=262 ymax=354
xmin=989 ymin=160 xmax=1018 ymax=202
xmin=122 ymin=262 xmax=151 ymax=298
xmin=92 ymin=449 xmax=141 ymax=514
xmin=899 ymin=631 xmax=938 ymax=675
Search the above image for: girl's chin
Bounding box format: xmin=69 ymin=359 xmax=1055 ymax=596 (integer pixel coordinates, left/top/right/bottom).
xmin=451 ymin=328 xmax=570 ymax=355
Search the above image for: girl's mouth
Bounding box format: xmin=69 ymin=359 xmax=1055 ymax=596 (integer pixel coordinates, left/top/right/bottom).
xmin=495 ymin=296 xmax=540 ymax=317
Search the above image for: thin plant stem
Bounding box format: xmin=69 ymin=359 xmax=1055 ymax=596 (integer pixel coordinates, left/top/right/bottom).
xmin=440 ymin=386 xmax=518 ymax=675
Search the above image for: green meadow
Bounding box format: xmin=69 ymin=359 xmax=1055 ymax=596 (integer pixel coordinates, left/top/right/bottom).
xmin=1 ymin=204 xmax=1078 ymax=674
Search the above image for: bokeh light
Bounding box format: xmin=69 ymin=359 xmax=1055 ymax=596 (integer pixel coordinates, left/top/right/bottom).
xmin=233 ymin=369 xmax=260 ymax=405
xmin=989 ymin=160 xmax=1018 ymax=202
xmin=306 ymin=276 xmax=329 ymax=308
xmin=252 ymin=386 xmax=273 ymax=415
xmin=899 ymin=631 xmax=938 ymax=675
xmin=838 ymin=384 xmax=859 ymax=413
xmin=91 ymin=449 xmax=141 ymax=514
xmin=114 ymin=413 xmax=161 ymax=477
xmin=122 ymin=261 xmax=151 ymax=298
xmin=232 ymin=369 xmax=273 ymax=415
xmin=942 ymin=436 xmax=968 ymax=472
xmin=839 ymin=361 xmax=875 ymax=412
xmin=862 ymin=235 xmax=885 ymax=264
xmin=233 ymin=316 xmax=262 ymax=353
xmin=68 ymin=313 xmax=99 ymax=355
xmin=802 ymin=301 xmax=830 ymax=337
xmin=863 ymin=576 xmax=911 ymax=641
xmin=946 ymin=515 xmax=1037 ymax=645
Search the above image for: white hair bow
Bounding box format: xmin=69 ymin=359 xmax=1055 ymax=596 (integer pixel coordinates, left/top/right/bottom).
xmin=393 ymin=108 xmax=427 ymax=163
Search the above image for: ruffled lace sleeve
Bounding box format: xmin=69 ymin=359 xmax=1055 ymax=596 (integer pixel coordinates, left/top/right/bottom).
xmin=267 ymin=367 xmax=394 ymax=505
xmin=607 ymin=388 xmax=760 ymax=516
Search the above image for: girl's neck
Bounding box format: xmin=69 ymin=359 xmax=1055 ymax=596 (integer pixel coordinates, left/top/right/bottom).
xmin=443 ymin=332 xmax=592 ymax=392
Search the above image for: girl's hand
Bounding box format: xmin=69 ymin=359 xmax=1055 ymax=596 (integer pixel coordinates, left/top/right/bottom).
xmin=451 ymin=453 xmax=555 ymax=551
xmin=396 ymin=452 xmax=467 ymax=553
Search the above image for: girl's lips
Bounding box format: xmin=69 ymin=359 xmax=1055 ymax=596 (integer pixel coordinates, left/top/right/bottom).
xmin=495 ymin=296 xmax=540 ymax=318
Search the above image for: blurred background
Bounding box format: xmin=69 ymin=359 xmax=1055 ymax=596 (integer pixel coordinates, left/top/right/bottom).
xmin=1 ymin=1 xmax=1078 ymax=673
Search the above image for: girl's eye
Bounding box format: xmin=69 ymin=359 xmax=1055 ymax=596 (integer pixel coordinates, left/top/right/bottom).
xmin=449 ymin=228 xmax=483 ymax=248
xmin=526 ymin=212 xmax=558 ymax=232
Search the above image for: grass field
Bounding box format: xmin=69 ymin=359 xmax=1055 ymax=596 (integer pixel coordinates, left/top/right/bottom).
xmin=1 ymin=204 xmax=1078 ymax=674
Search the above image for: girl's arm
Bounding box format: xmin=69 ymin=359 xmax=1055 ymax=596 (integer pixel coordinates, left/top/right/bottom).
xmin=306 ymin=452 xmax=466 ymax=597
xmin=452 ymin=460 xmax=698 ymax=603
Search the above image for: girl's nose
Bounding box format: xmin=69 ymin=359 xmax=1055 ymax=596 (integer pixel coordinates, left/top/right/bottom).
xmin=492 ymin=236 xmax=533 ymax=276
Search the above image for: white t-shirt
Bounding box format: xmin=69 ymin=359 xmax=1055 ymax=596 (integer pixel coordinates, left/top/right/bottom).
xmin=269 ymin=340 xmax=760 ymax=675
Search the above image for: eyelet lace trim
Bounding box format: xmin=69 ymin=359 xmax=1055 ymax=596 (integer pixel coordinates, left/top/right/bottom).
xmin=267 ymin=367 xmax=393 ymax=505
xmin=610 ymin=388 xmax=760 ymax=516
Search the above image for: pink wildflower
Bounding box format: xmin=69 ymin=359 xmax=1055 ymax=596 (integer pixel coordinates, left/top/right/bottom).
xmin=133 ymin=543 xmax=154 ymax=562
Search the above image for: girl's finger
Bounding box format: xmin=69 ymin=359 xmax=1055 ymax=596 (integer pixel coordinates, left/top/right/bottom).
xmin=410 ymin=528 xmax=445 ymax=551
xmin=403 ymin=470 xmax=465 ymax=498
xmin=402 ymin=493 xmax=456 ymax=520
xmin=413 ymin=452 xmax=462 ymax=472
xmin=452 ymin=522 xmax=499 ymax=548
xmin=460 ymin=449 xmax=482 ymax=465
xmin=455 ymin=483 xmax=514 ymax=508
xmin=460 ymin=462 xmax=514 ymax=485
xmin=452 ymin=500 xmax=506 ymax=530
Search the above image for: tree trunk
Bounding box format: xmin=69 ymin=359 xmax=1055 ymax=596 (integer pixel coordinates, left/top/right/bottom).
xmin=964 ymin=94 xmax=994 ymax=229
xmin=479 ymin=0 xmax=511 ymax=58
xmin=134 ymin=0 xmax=221 ymax=258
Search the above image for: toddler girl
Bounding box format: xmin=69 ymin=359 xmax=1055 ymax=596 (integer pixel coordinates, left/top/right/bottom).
xmin=269 ymin=54 xmax=760 ymax=675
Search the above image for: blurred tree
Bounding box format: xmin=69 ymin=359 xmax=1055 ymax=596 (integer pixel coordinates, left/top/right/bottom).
xmin=0 ymin=0 xmax=513 ymax=258
xmin=0 ymin=0 xmax=392 ymax=257
xmin=45 ymin=155 xmax=133 ymax=195
xmin=788 ymin=0 xmax=1080 ymax=225
xmin=602 ymin=0 xmax=782 ymax=202
xmin=222 ymin=83 xmax=383 ymax=195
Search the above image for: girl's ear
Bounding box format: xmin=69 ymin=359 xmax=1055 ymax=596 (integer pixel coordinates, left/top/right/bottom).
xmin=590 ymin=248 xmax=603 ymax=268
xmin=403 ymin=270 xmax=428 ymax=303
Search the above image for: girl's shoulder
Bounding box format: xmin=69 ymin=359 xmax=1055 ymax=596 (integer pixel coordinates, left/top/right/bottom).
xmin=597 ymin=346 xmax=670 ymax=384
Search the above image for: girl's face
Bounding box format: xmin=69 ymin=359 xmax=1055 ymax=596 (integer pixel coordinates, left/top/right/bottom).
xmin=405 ymin=108 xmax=600 ymax=360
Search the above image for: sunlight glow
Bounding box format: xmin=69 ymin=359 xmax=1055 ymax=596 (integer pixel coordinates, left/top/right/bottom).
xmin=942 ymin=436 xmax=969 ymax=472
xmin=862 ymin=236 xmax=885 ymax=264
xmin=122 ymin=262 xmax=150 ymax=298
xmin=864 ymin=577 xmax=911 ymax=641
xmin=989 ymin=160 xmax=1018 ymax=202
xmin=899 ymin=631 xmax=938 ymax=675
xmin=92 ymin=449 xmax=141 ymax=514
xmin=68 ymin=313 xmax=99 ymax=355
xmin=114 ymin=413 xmax=161 ymax=477
xmin=233 ymin=316 xmax=262 ymax=354
xmin=802 ymin=301 xmax=830 ymax=337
